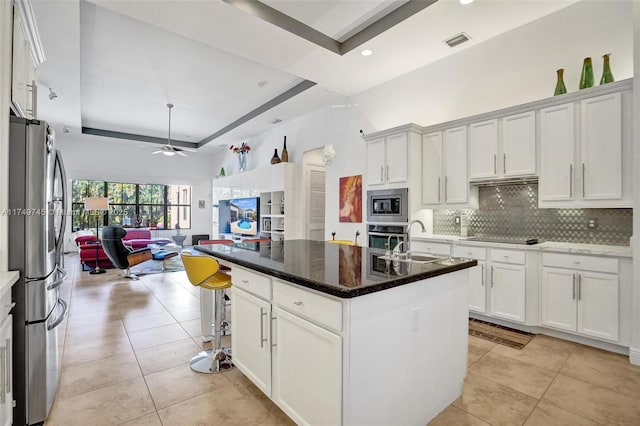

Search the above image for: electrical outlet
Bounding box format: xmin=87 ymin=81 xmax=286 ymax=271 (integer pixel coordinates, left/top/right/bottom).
xmin=454 ymin=216 xmax=460 ymax=225
xmin=588 ymin=218 xmax=598 ymax=229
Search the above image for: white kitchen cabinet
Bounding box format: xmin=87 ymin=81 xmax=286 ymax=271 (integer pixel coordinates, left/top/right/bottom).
xmin=10 ymin=0 xmax=44 ymax=119
xmin=365 ymin=132 xmax=408 ymax=186
xmin=468 ymin=112 xmax=536 ymax=181
xmin=422 ymin=127 xmax=473 ymax=207
xmin=453 ymin=245 xmax=487 ymax=314
xmin=468 ymin=119 xmax=498 ymax=180
xmin=502 ymin=111 xmax=536 ymax=177
xmin=489 ymin=249 xmax=526 ymax=323
xmin=541 ymin=253 xmax=619 ymax=342
xmin=539 ymin=89 xmax=629 ymax=208
xmin=468 ymin=262 xmax=486 ymax=314
xmin=0 ymin=315 xmax=12 ymax=426
xmin=539 ymin=103 xmax=574 ymax=202
xmin=231 ymin=287 xmax=272 ymax=396
xmin=272 ymin=306 xmax=342 ymax=426
xmin=580 ymin=93 xmax=622 ymax=200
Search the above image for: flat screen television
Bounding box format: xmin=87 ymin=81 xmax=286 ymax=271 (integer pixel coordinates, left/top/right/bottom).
xmin=218 ymin=197 xmax=260 ymax=236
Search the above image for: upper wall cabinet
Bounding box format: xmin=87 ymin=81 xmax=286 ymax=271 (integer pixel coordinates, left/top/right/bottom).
xmin=539 ymin=85 xmax=630 ymax=208
xmin=364 ymin=125 xmax=422 ymax=190
xmin=468 ymin=111 xmax=536 ymax=181
xmin=10 ymin=0 xmax=45 ymax=119
xmin=422 ymin=127 xmax=477 ymax=207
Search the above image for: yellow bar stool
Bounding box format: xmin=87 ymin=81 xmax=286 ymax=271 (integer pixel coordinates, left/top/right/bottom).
xmin=181 ymin=252 xmax=234 ymax=374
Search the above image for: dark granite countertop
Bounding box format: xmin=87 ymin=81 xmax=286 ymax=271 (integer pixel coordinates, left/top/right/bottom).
xmin=193 ymin=239 xmax=477 ymax=298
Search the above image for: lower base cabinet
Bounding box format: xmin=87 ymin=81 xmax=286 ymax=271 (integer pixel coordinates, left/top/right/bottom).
xmin=468 ymin=262 xmax=486 ymax=313
xmin=272 ymin=307 xmax=341 ymax=426
xmin=231 ymin=288 xmax=271 ymax=395
xmin=490 ymin=262 xmax=526 ymax=323
xmin=541 ymin=265 xmax=619 ymax=342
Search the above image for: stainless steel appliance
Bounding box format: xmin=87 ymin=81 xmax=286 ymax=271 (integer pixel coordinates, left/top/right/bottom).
xmin=8 ymin=116 xmax=68 ymax=426
xmin=366 ymin=188 xmax=408 ymax=223
xmin=367 ymin=224 xmax=407 ymax=250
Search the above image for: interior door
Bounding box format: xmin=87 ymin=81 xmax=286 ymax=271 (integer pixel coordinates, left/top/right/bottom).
xmin=305 ymin=164 xmax=325 ymax=240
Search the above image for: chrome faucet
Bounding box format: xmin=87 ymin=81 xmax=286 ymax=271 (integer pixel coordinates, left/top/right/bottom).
xmin=386 ymin=234 xmax=406 ymax=259
xmin=406 ymin=219 xmax=427 ymax=259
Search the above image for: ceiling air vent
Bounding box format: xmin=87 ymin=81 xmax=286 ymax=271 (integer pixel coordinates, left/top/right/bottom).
xmin=270 ymin=118 xmax=282 ymax=124
xmin=444 ymin=32 xmax=470 ymax=48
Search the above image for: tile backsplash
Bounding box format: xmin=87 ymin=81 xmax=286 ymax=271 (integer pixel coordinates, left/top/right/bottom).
xmin=433 ymin=184 xmax=632 ymax=246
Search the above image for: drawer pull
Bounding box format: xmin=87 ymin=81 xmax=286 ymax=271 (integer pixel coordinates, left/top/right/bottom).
xmin=503 ymin=255 xmax=509 ymax=259
xmin=242 ymin=279 xmax=249 ymax=284
xmin=468 ymin=252 xmax=473 ymax=257
xmin=293 ymin=300 xmax=303 ymax=306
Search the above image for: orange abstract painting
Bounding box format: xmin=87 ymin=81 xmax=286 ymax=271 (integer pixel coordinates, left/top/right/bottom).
xmin=339 ymin=175 xmax=362 ymax=223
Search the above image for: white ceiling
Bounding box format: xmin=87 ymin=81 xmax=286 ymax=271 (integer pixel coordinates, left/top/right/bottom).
xmin=32 ymin=0 xmax=579 ymax=154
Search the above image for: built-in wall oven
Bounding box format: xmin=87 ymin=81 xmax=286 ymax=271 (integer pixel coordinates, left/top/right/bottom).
xmin=367 ymin=224 xmax=407 ymax=250
xmin=366 ymin=188 xmax=408 ymax=223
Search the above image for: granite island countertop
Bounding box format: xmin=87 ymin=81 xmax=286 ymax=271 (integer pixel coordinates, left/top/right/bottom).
xmin=194 ymin=239 xmax=477 ymax=298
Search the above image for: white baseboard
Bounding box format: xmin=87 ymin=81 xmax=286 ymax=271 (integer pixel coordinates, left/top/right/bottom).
xmin=630 ymin=347 xmax=640 ymax=366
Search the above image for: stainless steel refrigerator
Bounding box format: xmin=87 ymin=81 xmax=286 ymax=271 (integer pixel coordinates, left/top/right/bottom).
xmin=8 ymin=116 xmax=68 ymax=425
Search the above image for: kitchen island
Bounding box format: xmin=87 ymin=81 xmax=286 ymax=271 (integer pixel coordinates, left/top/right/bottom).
xmin=195 ymin=240 xmax=476 ymax=426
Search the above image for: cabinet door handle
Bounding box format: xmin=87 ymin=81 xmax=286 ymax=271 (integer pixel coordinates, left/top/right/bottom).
xmin=493 ymin=154 xmax=497 ymax=174
xmin=503 ymin=153 xmax=506 ymax=174
xmin=572 ymin=273 xmax=576 ymax=300
xmin=582 ymin=163 xmax=586 ymax=197
xmin=569 ymin=164 xmax=573 ymax=198
xmin=293 ymin=300 xmax=303 ymax=306
xmin=26 ymin=80 xmax=37 ymax=117
xmin=0 ymin=346 xmax=5 ymax=404
xmin=386 ymin=165 xmax=389 ymax=181
xmin=444 ymin=176 xmax=448 ymax=202
xmin=259 ymin=308 xmax=267 ymax=348
xmin=481 ymin=264 xmax=485 ymax=286
xmin=437 ymin=177 xmax=441 ymax=202
xmin=5 ymin=338 xmax=10 ymax=394
xmin=490 ymin=266 xmax=494 ymax=288
xmin=241 ymin=279 xmax=249 ymax=284
xmin=271 ymin=316 xmax=277 ymax=348
xmin=578 ymin=274 xmax=582 ymax=301
xmin=380 ymin=166 xmax=383 ymax=182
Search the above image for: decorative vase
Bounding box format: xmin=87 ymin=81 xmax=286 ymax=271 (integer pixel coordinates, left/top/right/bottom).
xmin=579 ymin=57 xmax=594 ymax=90
xmin=599 ymin=53 xmax=614 ymax=85
xmin=238 ymin=152 xmax=247 ymax=172
xmin=271 ymin=149 xmax=281 ymax=164
xmin=282 ymin=136 xmax=289 ymax=162
xmin=554 ymin=68 xmax=567 ymax=96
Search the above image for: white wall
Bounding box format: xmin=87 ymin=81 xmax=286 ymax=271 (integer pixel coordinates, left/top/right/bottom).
xmin=353 ymin=0 xmax=633 ymax=132
xmin=0 ymin=0 xmax=13 ymax=271
xmin=57 ymin=131 xmax=217 ymax=247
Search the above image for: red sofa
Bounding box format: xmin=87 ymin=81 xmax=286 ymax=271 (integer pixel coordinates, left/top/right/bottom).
xmin=77 ymin=229 xmax=172 ymax=268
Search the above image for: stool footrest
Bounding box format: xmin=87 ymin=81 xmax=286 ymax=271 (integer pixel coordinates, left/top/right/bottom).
xmin=189 ymin=348 xmax=234 ymax=374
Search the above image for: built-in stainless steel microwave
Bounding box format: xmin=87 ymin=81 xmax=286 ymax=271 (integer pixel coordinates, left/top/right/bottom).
xmin=366 ymin=188 xmax=408 ymax=223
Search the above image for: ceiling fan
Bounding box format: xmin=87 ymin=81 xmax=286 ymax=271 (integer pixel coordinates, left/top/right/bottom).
xmin=152 ymin=103 xmax=194 ymax=157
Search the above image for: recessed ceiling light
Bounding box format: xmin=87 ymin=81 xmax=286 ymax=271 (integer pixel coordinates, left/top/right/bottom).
xmin=460 ymin=0 xmax=474 ymax=4
xmin=360 ymin=49 xmax=373 ymax=57
xmin=258 ymin=80 xmax=267 ymax=88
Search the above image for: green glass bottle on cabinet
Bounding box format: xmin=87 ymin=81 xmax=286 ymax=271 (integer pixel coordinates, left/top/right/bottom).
xmin=579 ymin=57 xmax=594 ymax=89
xmin=600 ymin=53 xmax=614 ymax=85
xmin=554 ymin=68 xmax=567 ymax=96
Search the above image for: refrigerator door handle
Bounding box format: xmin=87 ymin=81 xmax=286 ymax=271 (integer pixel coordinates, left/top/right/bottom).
xmin=54 ymin=150 xmax=68 ymax=257
xmin=47 ymin=299 xmax=68 ymax=331
xmin=47 ymin=266 xmax=68 ymax=291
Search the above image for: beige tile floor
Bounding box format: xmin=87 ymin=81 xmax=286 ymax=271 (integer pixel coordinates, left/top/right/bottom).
xmin=46 ymin=254 xmax=640 ymax=426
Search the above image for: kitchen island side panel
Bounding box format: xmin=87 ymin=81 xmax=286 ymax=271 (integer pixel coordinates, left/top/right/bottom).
xmin=344 ymin=269 xmax=469 ymax=425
